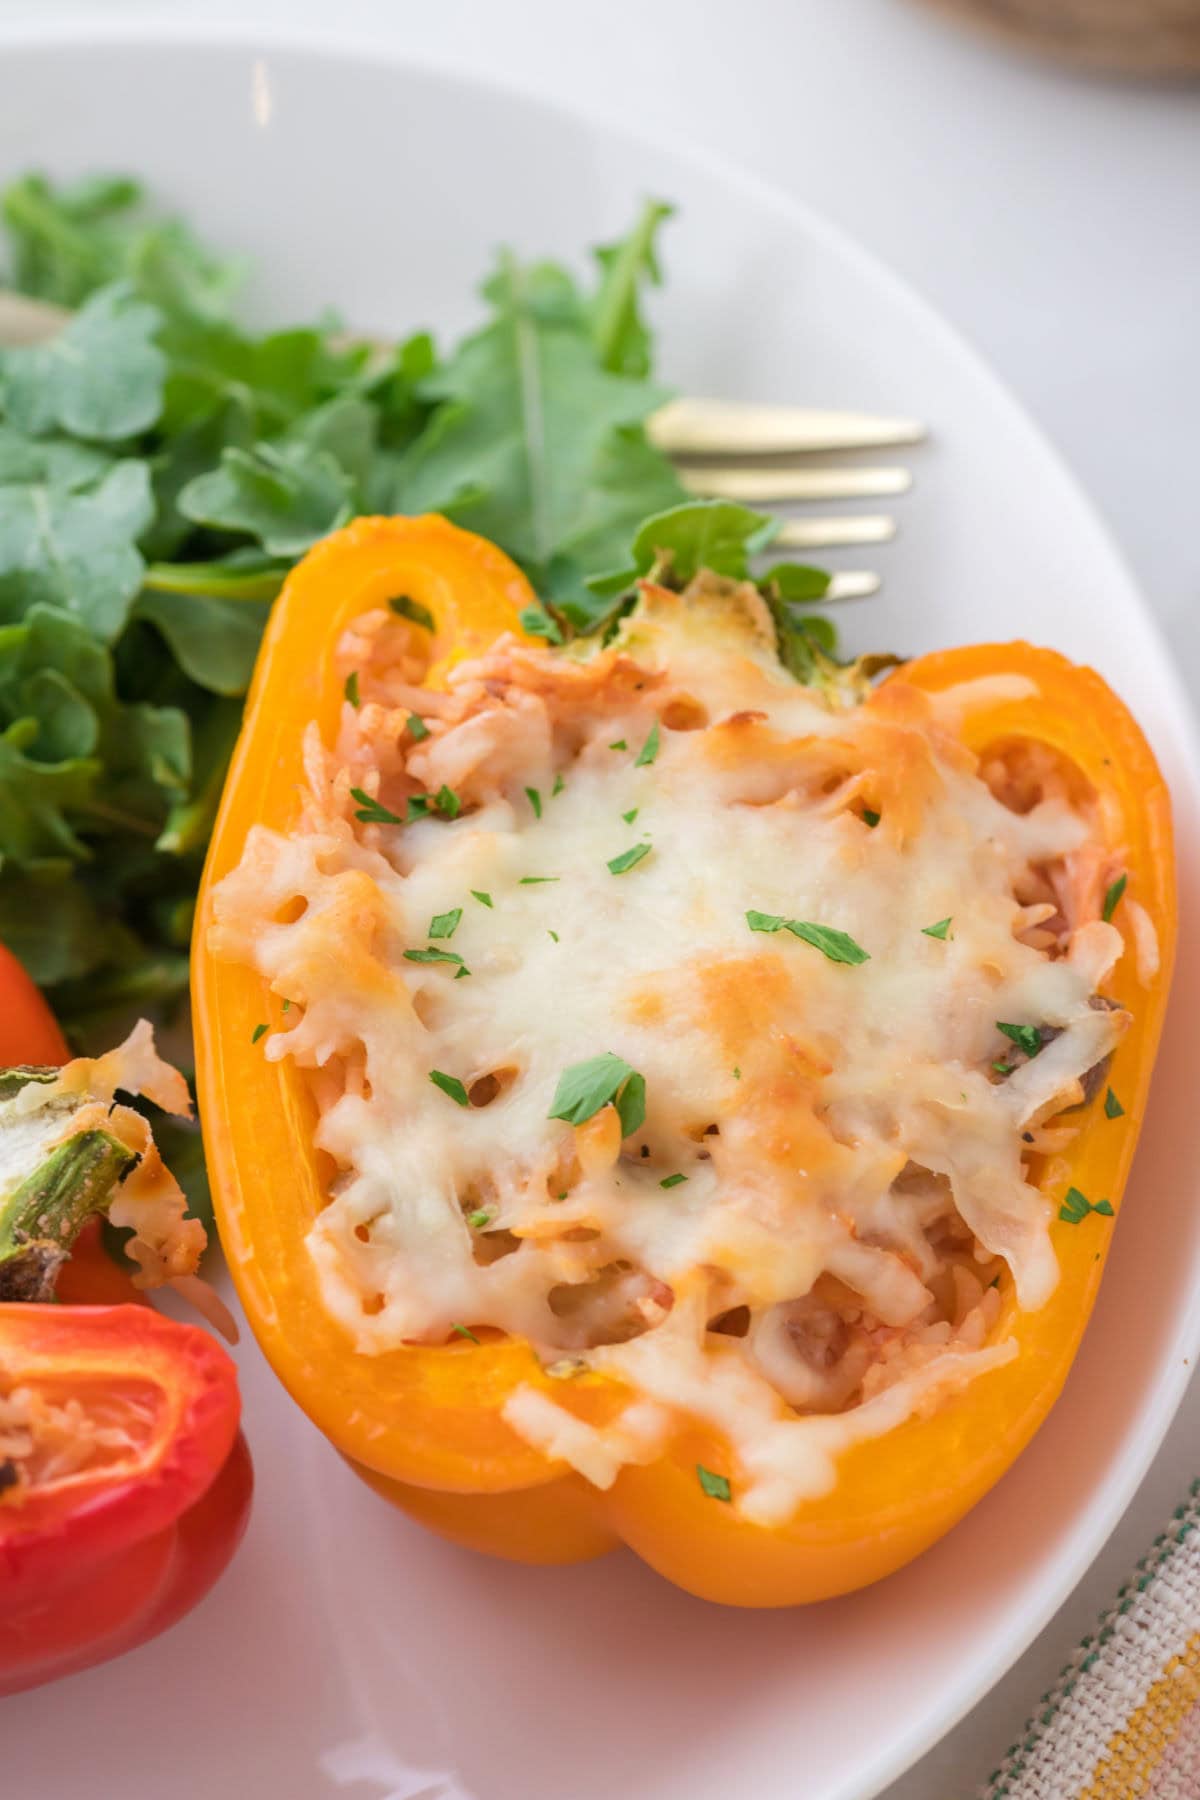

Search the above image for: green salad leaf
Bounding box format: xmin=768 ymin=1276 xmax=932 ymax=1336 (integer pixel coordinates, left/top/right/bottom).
xmin=0 ymin=283 xmax=167 ymax=441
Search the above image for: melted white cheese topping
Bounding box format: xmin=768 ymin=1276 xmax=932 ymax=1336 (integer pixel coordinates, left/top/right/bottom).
xmin=210 ymin=583 xmax=1128 ymax=1522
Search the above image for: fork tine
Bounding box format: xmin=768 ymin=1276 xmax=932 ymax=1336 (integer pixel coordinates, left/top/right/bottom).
xmin=683 ymin=465 xmax=911 ymax=502
xmin=649 ymin=398 xmax=926 ymax=457
xmin=773 ymin=516 xmax=896 ymax=549
xmin=824 ymin=571 xmax=881 ymax=601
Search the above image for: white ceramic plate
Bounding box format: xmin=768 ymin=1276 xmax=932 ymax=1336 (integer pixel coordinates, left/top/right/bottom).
xmin=3 ymin=29 xmax=1200 ymax=1800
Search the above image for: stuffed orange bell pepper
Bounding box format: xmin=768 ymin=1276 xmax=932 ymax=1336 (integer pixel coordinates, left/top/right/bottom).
xmin=194 ymin=515 xmax=1174 ymax=1607
xmin=0 ymin=944 xmax=252 ymax=1691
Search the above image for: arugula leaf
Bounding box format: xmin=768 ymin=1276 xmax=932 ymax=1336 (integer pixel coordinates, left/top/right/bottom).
xmin=589 ymin=200 xmax=673 ymax=377
xmin=400 ymin=231 xmax=677 ymax=606
xmin=178 ymin=440 xmax=355 ymax=556
xmin=0 ymin=459 xmax=154 ymax=641
xmin=632 ymin=500 xmax=774 ymax=583
xmin=0 ymin=284 xmax=167 ymax=441
xmin=0 ymin=422 xmax=112 ymax=490
xmin=132 ymin=591 xmax=269 ymax=696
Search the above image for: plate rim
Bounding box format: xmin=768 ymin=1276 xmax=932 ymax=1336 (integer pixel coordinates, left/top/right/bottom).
xmin=1 ymin=22 xmax=1198 ymax=1799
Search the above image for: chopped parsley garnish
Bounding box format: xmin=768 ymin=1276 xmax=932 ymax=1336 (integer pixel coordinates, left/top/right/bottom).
xmin=607 ymin=843 xmax=652 ymax=875
xmin=466 ymin=1210 xmax=491 ymax=1230
xmin=660 ymin=1173 xmax=688 ymax=1189
xmin=1104 ymin=1087 xmax=1125 ymax=1120
xmin=634 ymin=720 xmax=661 ymax=767
xmin=519 ymin=876 xmax=560 ymax=884
xmin=746 ymin=911 xmax=869 ymax=964
xmin=251 ymin=1022 xmax=268 ymax=1044
xmin=404 ymin=947 xmax=468 ymax=971
xmin=548 ymin=1052 xmax=646 ymax=1136
xmin=862 ymin=808 xmax=881 ymax=828
xmin=389 ymin=595 xmax=435 ymax=632
xmin=733 ymin=1066 xmax=741 ymax=1080
xmin=997 ymin=1021 xmax=1042 ymax=1059
xmin=991 ymin=1061 xmax=1014 ymax=1076
xmin=609 ymin=738 xmax=627 ymax=751
xmin=552 ymin=772 xmax=566 ymax=797
xmin=350 ymin=787 xmax=404 ymax=826
xmin=548 ymin=929 xmax=560 ymax=942
xmin=471 ymin=890 xmax=494 ymax=908
xmin=435 ymin=783 xmax=461 ymax=820
xmin=428 ymin=908 xmax=462 ymax=940
xmin=622 ymin=807 xmax=639 ymax=824
xmin=747 ymin=910 xmax=786 ymax=934
xmin=1102 ymin=872 xmax=1127 ymax=922
xmin=344 ymin=670 xmax=361 ymax=708
xmin=430 ymin=1070 xmax=470 ymax=1107
xmin=281 ymin=998 xmax=291 ymax=1012
xmin=696 ymin=1464 xmax=731 ymax=1502
xmin=1059 ymin=1186 xmax=1114 ymax=1225
xmin=922 ymin=918 xmax=952 ymax=940
xmin=526 ymin=786 xmax=543 ymax=819
xmin=406 ymin=712 xmax=430 ymax=741
xmin=406 ymin=795 xmax=433 ymax=822
xmin=519 ymin=601 xmax=564 ymax=645
xmin=451 ymin=1322 xmax=480 ymax=1343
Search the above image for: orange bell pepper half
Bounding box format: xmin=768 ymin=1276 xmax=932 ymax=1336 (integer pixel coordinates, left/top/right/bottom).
xmin=194 ymin=517 xmax=1175 ymax=1606
xmin=0 ymin=946 xmax=252 ymax=1687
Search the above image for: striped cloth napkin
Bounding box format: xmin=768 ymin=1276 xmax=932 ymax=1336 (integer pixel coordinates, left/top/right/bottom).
xmin=979 ymin=1482 xmax=1200 ymax=1798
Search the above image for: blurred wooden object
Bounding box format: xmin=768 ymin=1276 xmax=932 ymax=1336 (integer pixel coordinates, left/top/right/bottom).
xmin=916 ymin=0 xmax=1200 ymax=76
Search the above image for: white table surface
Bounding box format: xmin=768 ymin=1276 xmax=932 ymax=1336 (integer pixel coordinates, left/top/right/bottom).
xmin=1 ymin=1 xmax=1197 ymax=1792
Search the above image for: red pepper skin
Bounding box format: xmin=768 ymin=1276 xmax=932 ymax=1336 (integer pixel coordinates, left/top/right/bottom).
xmin=0 ymin=1307 xmax=251 ymax=1696
xmin=0 ymin=942 xmax=69 ymax=1065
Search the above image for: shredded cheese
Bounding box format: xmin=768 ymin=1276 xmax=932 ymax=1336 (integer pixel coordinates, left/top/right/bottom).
xmin=210 ymin=577 xmax=1134 ymax=1521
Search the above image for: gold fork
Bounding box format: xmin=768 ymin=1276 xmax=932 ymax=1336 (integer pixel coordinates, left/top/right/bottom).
xmin=0 ymin=289 xmax=925 ymax=601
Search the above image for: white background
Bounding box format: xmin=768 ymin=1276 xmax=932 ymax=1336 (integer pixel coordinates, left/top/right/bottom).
xmin=0 ymin=2 xmax=1196 ymax=1792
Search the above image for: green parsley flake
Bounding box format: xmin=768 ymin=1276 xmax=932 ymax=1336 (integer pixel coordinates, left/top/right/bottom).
xmin=1058 ymin=1186 xmax=1115 ymax=1225
xmin=467 ymin=1210 xmax=491 ymax=1230
xmin=622 ymin=808 xmax=639 ymax=824
xmin=635 ymin=721 xmax=661 ymax=768
xmin=526 ymin=786 xmax=543 ymax=819
xmin=406 ymin=795 xmax=433 ymax=822
xmin=552 ymin=772 xmax=565 ymax=797
xmin=1102 ymin=873 xmax=1127 ymax=922
xmin=660 ymin=1173 xmax=688 ymax=1189
xmin=548 ymin=1053 xmax=646 ymax=1135
xmin=609 ymin=738 xmax=627 ymax=751
xmin=519 ymin=601 xmax=564 ymax=645
xmin=991 ymin=1061 xmax=1014 ymax=1076
xmin=351 ymin=787 xmax=404 ymax=827
xmin=389 ymin=595 xmax=435 ymax=632
xmin=862 ymin=808 xmax=881 ymax=828
xmin=746 ymin=910 xmax=786 ymax=934
xmin=428 ymin=908 xmax=462 ymax=940
xmin=344 ymin=670 xmax=361 ymax=708
xmin=519 ymin=876 xmax=560 ymax=884
xmin=430 ymin=1070 xmax=470 ymax=1107
xmin=786 ymin=921 xmax=870 ymax=965
xmin=404 ymin=947 xmax=467 ymax=971
xmin=733 ymin=1066 xmax=741 ymax=1080
xmin=406 ymin=712 xmax=430 ymax=741
xmin=696 ymin=1464 xmax=731 ymax=1503
xmin=251 ymin=1022 xmax=268 ymax=1045
xmin=997 ymin=1021 xmax=1043 ymax=1059
xmin=435 ymin=784 xmax=461 ymax=820
xmin=922 ymin=918 xmax=952 ymax=940
xmin=471 ymin=890 xmax=494 ymax=908
xmin=282 ymin=998 xmax=291 ymax=1013
xmin=607 ymin=843 xmax=652 ymax=875
xmin=548 ymin=929 xmax=559 ymax=942
xmin=451 ymin=1322 xmax=480 ymax=1344
xmin=1104 ymin=1087 xmax=1125 ymax=1120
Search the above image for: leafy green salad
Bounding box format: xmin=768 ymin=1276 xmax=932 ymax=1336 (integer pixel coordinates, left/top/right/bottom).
xmin=0 ymin=172 xmax=836 ymax=1043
